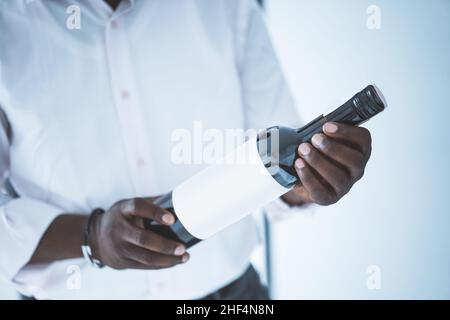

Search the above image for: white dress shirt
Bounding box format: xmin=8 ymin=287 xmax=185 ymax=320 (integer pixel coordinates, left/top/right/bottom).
xmin=0 ymin=0 xmax=300 ymax=299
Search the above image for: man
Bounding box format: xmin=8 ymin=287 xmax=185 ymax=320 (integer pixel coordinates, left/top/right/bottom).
xmin=0 ymin=0 xmax=372 ymax=299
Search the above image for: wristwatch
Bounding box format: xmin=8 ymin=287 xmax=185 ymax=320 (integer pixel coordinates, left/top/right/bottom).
xmin=81 ymin=208 xmax=105 ymax=268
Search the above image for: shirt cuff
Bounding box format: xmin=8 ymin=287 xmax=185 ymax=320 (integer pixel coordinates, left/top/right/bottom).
xmin=264 ymin=196 xmax=317 ymax=222
xmin=0 ymin=197 xmax=63 ymax=281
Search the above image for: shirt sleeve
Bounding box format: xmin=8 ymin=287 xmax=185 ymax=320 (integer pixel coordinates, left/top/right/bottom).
xmin=0 ymin=107 xmax=63 ymax=282
xmin=234 ymin=0 xmax=301 ymax=130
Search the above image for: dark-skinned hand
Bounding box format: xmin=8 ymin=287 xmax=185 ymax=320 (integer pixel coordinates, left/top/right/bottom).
xmin=283 ymin=122 xmax=372 ymax=206
xmin=90 ymin=197 xmax=189 ymax=270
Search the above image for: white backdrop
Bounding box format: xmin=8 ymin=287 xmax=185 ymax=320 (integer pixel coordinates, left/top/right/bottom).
xmin=266 ymin=0 xmax=450 ymax=299
xmin=1 ymin=0 xmax=449 ymax=300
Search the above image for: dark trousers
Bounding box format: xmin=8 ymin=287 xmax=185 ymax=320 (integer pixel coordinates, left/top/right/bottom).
xmin=200 ymin=266 xmax=270 ymax=300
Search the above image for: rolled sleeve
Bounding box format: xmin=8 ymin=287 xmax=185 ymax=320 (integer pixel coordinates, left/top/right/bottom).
xmin=0 ymin=103 xmax=63 ymax=281
xmin=0 ymin=197 xmax=63 ymax=281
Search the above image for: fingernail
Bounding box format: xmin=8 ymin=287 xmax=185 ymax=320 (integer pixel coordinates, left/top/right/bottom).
xmin=324 ymin=123 xmax=338 ymax=133
xmin=312 ymin=134 xmax=324 ymax=147
xmin=298 ymin=143 xmax=311 ymax=156
xmin=181 ymin=253 xmax=190 ymax=263
xmin=174 ymin=245 xmax=185 ymax=256
xmin=162 ymin=213 xmax=175 ymax=225
xmin=295 ymin=158 xmax=305 ymax=169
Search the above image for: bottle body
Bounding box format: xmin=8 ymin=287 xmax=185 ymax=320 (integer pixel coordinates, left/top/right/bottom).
xmin=145 ymin=135 xmax=290 ymax=248
xmin=145 ymin=85 xmax=387 ymax=247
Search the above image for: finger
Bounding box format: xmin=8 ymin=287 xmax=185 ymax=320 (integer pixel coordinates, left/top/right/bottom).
xmin=298 ymin=142 xmax=350 ymax=196
xmin=125 ymin=244 xmax=189 ymax=269
xmin=294 ymin=157 xmax=336 ymax=205
xmin=322 ymin=122 xmax=372 ymax=156
xmin=119 ymin=259 xmax=154 ymax=270
xmin=311 ymin=133 xmax=366 ymax=180
xmin=121 ymin=220 xmax=186 ymax=256
xmin=119 ymin=198 xmax=175 ymax=225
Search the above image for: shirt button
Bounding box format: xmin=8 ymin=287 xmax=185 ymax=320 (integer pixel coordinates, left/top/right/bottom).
xmin=110 ymin=20 xmax=119 ymax=29
xmin=121 ymin=90 xmax=130 ymax=100
xmin=136 ymin=157 xmax=146 ymax=167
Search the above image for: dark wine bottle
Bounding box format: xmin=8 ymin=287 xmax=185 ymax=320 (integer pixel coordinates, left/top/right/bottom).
xmin=145 ymin=85 xmax=387 ymax=247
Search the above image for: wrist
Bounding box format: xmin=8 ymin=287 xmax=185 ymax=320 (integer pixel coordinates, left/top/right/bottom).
xmin=82 ymin=208 xmax=105 ymax=268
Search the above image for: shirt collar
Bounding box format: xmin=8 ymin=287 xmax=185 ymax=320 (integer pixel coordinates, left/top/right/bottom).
xmin=90 ymin=0 xmax=135 ymax=19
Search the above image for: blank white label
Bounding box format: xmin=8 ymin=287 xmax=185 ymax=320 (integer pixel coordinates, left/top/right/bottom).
xmin=172 ymin=136 xmax=291 ymax=239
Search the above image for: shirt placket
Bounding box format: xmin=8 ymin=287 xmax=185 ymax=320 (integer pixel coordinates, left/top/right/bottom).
xmin=104 ymin=7 xmax=158 ymax=197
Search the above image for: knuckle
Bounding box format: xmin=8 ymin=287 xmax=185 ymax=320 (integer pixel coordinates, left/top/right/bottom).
xmin=120 ymin=198 xmax=136 ymax=214
xmin=354 ymin=168 xmax=365 ymax=181
xmin=323 ymin=191 xmax=338 ymax=205
xmin=339 ymin=172 xmax=352 ymax=187
xmin=324 ymin=196 xmax=338 ymax=206
xmin=361 ymin=128 xmax=372 ymax=149
xmin=354 ymin=151 xmax=365 ymax=164
xmin=325 ymin=198 xmax=338 ymax=206
xmin=334 ymin=173 xmax=351 ymax=194
xmin=348 ymin=154 xmax=365 ymax=178
xmin=365 ymin=144 xmax=372 ymax=159
xmin=363 ymin=127 xmax=372 ymax=142
xmin=144 ymin=254 xmax=157 ymax=266
xmin=312 ymin=192 xmax=336 ymax=206
xmin=350 ymin=159 xmax=365 ymax=180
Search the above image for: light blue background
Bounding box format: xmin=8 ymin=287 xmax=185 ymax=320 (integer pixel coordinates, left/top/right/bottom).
xmin=266 ymin=0 xmax=450 ymax=299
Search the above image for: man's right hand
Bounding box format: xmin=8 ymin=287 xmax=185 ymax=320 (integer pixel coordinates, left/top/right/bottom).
xmin=90 ymin=198 xmax=190 ymax=270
